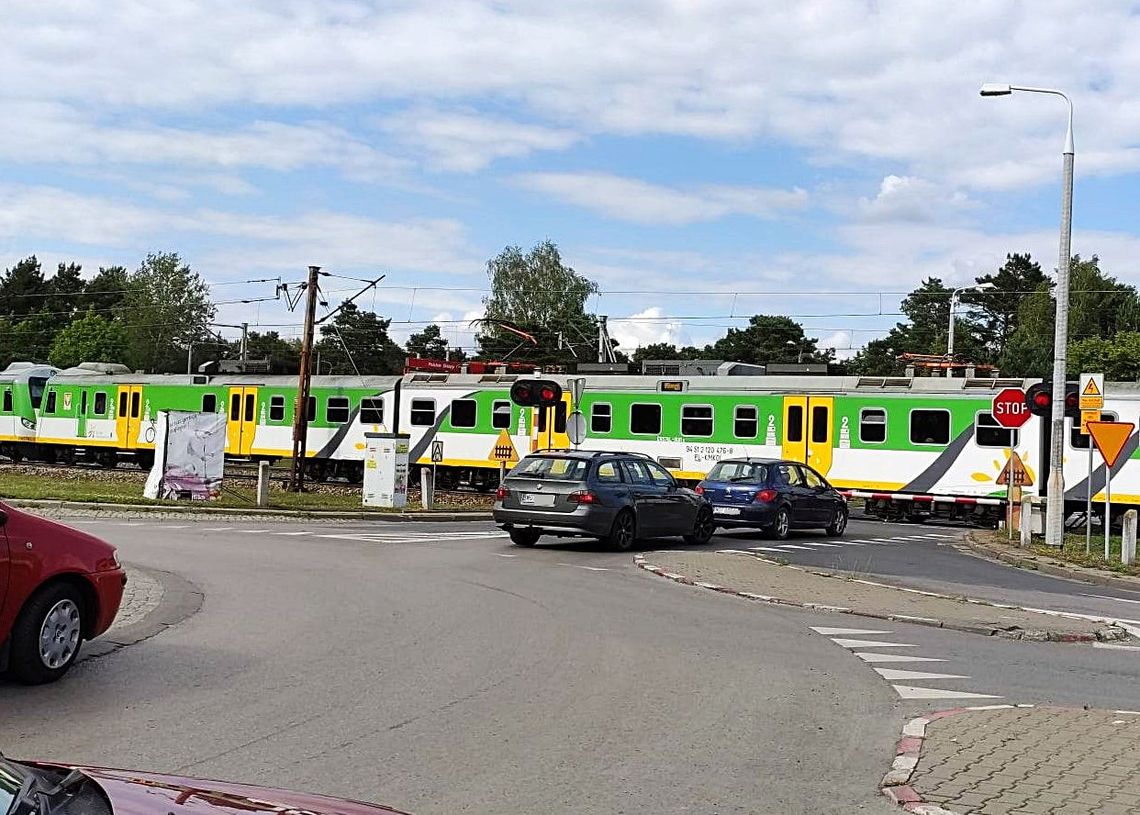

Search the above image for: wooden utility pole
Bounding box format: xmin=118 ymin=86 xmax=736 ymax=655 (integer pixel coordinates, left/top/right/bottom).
xmin=288 ymin=265 xmax=321 ymax=491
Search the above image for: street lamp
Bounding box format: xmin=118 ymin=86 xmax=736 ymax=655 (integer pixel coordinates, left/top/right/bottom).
xmin=947 ymin=282 xmax=995 ymax=357
xmin=981 ymin=82 xmax=1075 ymax=549
xmin=785 ymin=339 xmax=806 ymax=364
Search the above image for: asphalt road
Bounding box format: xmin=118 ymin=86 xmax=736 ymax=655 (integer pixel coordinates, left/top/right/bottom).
xmin=1 ymin=516 xmax=901 ymax=815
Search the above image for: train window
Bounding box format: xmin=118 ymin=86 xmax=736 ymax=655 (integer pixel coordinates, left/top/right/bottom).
xmin=360 ymin=398 xmax=383 ymax=425
xmin=630 ymin=403 xmax=661 ymax=435
xmin=326 ymin=396 xmax=350 ymax=424
xmin=94 ymin=392 xmax=107 ymax=416
xmin=1071 ymin=412 xmax=1116 ymax=449
xmin=910 ymin=409 xmax=950 ymax=445
xmin=491 ymin=400 xmax=511 ymax=429
xmin=244 ymin=394 xmax=255 ymax=422
xmin=591 ymin=403 xmax=612 ymax=434
xmin=681 ymin=405 xmax=714 ymax=437
xmin=81 ymin=390 xmax=88 ymax=416
xmin=306 ymin=396 xmax=316 ymax=423
xmin=451 ymin=399 xmax=477 ymax=428
xmin=45 ymin=390 xmax=56 ymax=414
xmin=29 ymin=376 xmax=47 ymax=408
xmin=554 ymin=401 xmax=567 ymax=433
xmin=230 ymin=393 xmax=241 ymax=420
xmin=269 ymin=396 xmax=286 ymax=422
xmin=786 ymin=405 xmax=804 ymax=443
xmin=129 ymin=391 xmax=140 ymax=418
xmin=202 ymin=394 xmax=217 ymax=413
xmin=734 ymin=406 xmax=758 ymax=438
xmin=811 ymin=406 xmax=829 ymax=443
xmin=1 ymin=389 xmax=11 ymax=413
xmin=410 ymin=398 xmax=436 ymax=426
xmin=859 ymin=409 xmax=887 ymax=443
xmin=119 ymin=392 xmax=128 ymax=418
xmin=975 ymin=412 xmax=1018 ymax=448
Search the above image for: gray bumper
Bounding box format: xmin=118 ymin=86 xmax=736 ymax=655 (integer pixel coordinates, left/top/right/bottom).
xmin=493 ymin=504 xmax=616 ymax=537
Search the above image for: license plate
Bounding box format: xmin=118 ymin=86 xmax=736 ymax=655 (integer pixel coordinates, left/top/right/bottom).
xmin=713 ymin=506 xmax=741 ymax=515
xmin=520 ymin=493 xmax=556 ymax=507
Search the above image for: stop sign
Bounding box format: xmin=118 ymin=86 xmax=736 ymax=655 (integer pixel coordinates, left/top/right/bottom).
xmin=992 ymin=387 xmax=1030 ymax=428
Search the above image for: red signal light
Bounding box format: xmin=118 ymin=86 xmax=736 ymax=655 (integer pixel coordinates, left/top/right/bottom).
xmin=540 ymin=386 xmax=556 ymax=402
xmin=1065 ymin=390 xmax=1079 ymax=410
xmin=1033 ymin=391 xmax=1051 ymax=408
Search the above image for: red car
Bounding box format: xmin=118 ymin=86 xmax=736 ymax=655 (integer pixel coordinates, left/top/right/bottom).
xmin=1 ymin=756 xmax=409 ymax=815
xmin=0 ymin=502 xmax=126 ymax=684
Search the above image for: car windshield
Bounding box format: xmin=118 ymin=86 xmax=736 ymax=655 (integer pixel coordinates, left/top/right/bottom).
xmin=706 ymin=461 xmax=768 ymax=483
xmin=0 ymin=760 xmax=28 ymax=815
xmin=510 ymin=456 xmax=589 ymax=481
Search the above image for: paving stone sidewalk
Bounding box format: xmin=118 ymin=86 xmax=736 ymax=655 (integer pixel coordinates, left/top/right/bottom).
xmin=641 ymin=551 xmax=1123 ymax=641
xmin=903 ymin=706 xmax=1140 ymax=814
xmin=109 ymin=566 xmax=165 ymax=632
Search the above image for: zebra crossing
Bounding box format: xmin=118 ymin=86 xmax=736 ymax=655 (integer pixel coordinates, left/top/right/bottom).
xmin=735 ymin=531 xmax=959 ymax=555
xmin=810 ymin=625 xmax=1001 ymax=701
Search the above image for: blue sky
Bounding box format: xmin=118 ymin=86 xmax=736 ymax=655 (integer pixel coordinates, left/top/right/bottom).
xmin=3 ymin=1 xmax=1140 ymax=359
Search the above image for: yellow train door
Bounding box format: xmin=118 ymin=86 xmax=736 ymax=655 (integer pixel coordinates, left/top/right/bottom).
xmin=116 ymin=385 xmax=143 ymax=448
xmin=226 ymin=387 xmax=259 ymax=455
xmin=781 ymin=395 xmax=834 ymax=476
xmin=530 ymin=393 xmax=572 ymax=452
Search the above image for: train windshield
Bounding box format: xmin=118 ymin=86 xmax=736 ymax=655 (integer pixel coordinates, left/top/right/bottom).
xmin=28 ymin=376 xmax=48 ymax=408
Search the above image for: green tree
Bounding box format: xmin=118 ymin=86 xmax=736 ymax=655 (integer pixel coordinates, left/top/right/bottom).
xmin=477 ymin=241 xmax=599 ymax=364
xmin=960 ymin=253 xmax=1050 ymax=360
xmin=85 ymin=265 xmax=130 ymax=313
xmin=229 ymin=331 xmax=302 ymax=371
xmin=120 ymin=252 xmax=215 ymax=372
xmin=704 ymin=315 xmax=831 ymax=365
xmin=315 ymin=302 xmax=404 ymax=375
xmin=0 ymin=311 xmax=56 ymax=367
xmin=0 ymin=256 xmax=47 ymax=320
xmin=49 ymin=262 xmax=86 ymax=322
xmin=405 ymin=323 xmax=454 ymax=360
xmin=47 ymin=311 xmax=129 ymax=369
xmin=999 ymin=283 xmax=1055 ymax=377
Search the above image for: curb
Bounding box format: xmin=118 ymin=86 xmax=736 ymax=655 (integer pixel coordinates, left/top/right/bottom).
xmin=8 ymin=498 xmax=493 ymax=523
xmin=880 ymin=703 xmax=1039 ymax=814
xmin=633 ymin=552 xmax=1127 ymax=643
xmin=79 ymin=565 xmax=204 ymax=664
xmin=961 ymin=532 xmax=1140 ymax=590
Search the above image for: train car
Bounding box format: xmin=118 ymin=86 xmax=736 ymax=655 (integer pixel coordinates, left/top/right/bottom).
xmin=0 ymin=362 xmax=57 ymax=461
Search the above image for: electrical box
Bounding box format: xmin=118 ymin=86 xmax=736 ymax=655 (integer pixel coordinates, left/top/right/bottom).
xmin=363 ymin=432 xmax=410 ymax=509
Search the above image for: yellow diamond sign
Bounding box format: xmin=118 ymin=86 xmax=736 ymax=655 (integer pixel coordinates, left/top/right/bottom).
xmin=488 ymin=429 xmax=519 ymax=463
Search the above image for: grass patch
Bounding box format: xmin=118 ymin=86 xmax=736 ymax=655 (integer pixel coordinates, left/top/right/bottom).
xmin=0 ymin=471 xmax=481 ymax=514
xmin=982 ymin=529 xmax=1140 ymax=577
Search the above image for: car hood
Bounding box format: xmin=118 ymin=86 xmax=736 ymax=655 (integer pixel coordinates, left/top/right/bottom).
xmin=32 ymin=765 xmax=411 ymax=815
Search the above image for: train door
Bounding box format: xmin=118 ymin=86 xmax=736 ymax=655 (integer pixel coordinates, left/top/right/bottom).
xmin=116 ymin=385 xmax=143 ymax=448
xmin=226 ymin=387 xmax=260 ymax=456
xmin=781 ymin=395 xmax=835 ymax=477
xmin=530 ymin=393 xmax=572 ymax=452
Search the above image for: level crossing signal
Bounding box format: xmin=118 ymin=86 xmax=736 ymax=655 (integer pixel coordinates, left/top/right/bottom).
xmin=509 ymin=379 xmax=563 ymax=408
xmin=1024 ymin=382 xmax=1080 ymax=419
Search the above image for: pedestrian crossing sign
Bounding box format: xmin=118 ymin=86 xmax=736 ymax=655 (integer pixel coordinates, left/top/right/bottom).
xmin=488 ymin=429 xmax=520 ymax=463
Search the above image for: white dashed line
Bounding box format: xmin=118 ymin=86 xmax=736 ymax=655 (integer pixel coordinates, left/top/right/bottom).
xmin=272 ymin=531 xmax=313 ymax=536
xmin=810 ymin=627 xmax=893 ymax=636
xmin=557 ymin=564 xmax=609 ymax=571
xmin=806 ymin=542 xmax=841 ymax=547
xmin=202 ymin=527 xmax=233 ymax=531
xmin=494 ymin=553 xmax=519 ymax=558
xmin=873 ymin=667 xmax=969 ymax=681
xmin=156 ymin=525 xmax=190 ymax=529
xmin=747 ymin=547 xmax=787 ymax=553
xmin=774 ymin=544 xmax=816 ymax=551
xmin=830 ymin=638 xmax=918 ymax=649
xmin=241 ymin=529 xmax=269 ymax=534
xmin=855 ymin=652 xmax=947 ymax=664
xmin=892 ymin=685 xmax=1001 ymax=700
xmin=1082 ymin=594 xmax=1140 ymax=606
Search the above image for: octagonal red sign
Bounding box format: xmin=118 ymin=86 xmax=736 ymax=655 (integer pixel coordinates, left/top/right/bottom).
xmin=992 ymin=387 xmax=1030 ymax=428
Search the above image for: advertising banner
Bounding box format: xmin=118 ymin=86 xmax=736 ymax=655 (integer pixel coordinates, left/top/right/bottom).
xmin=143 ymin=410 xmax=226 ymax=500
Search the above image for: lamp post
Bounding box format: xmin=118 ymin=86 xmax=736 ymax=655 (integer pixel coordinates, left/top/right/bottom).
xmin=947 ymin=283 xmax=995 ymax=357
xmin=786 ymin=339 xmax=806 ymax=364
xmin=981 ymin=82 xmax=1075 ymax=549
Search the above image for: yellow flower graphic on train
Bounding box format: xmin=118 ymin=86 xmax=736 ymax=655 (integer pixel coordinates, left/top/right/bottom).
xmin=971 ymin=448 xmax=1036 ymax=487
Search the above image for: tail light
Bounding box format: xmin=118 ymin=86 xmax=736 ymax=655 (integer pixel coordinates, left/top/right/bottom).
xmin=694 ymin=484 xmax=704 ymax=495
xmin=568 ymin=490 xmax=599 ymax=504
xmin=754 ymin=489 xmax=778 ymax=503
xmin=495 ymin=486 xmax=508 ymax=501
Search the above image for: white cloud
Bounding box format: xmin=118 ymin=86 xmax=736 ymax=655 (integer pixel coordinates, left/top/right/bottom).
xmin=517 ymin=172 xmax=807 ymax=225
xmin=380 ymin=108 xmax=579 ymax=172
xmin=607 ymin=306 xmax=687 ymax=350
xmin=857 ymin=175 xmax=976 ymax=224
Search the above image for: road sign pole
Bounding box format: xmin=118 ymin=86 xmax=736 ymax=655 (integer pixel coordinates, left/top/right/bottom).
xmin=1105 ymin=472 xmax=1112 ymax=561
xmin=1007 ymin=442 xmax=1014 ymax=540
xmin=1086 ymin=445 xmax=1093 ymax=555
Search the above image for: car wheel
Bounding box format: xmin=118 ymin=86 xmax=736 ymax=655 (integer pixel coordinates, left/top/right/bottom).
xmin=683 ymin=506 xmax=716 ymax=545
xmin=768 ymin=506 xmax=792 ymax=540
xmin=8 ymin=583 xmax=87 ymax=685
xmin=826 ymin=506 xmax=848 ymax=536
xmin=509 ymin=528 xmax=541 ymax=547
xmin=606 ymin=510 xmax=637 ymax=551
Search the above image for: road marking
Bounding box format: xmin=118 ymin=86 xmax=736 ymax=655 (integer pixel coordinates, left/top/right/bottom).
xmin=241 ymin=529 xmax=269 ymax=534
xmin=747 ymin=547 xmax=787 ymax=553
xmin=835 ymin=541 xmax=866 ymax=546
xmin=856 ymin=652 xmax=947 ymax=664
xmin=117 ymin=522 xmax=147 ymax=527
xmin=774 ymin=544 xmax=816 ymax=551
xmin=870 ymin=538 xmax=898 ymax=543
xmin=1093 ymin=642 xmax=1140 ymax=651
xmin=557 ymin=563 xmax=609 ymax=571
xmin=1082 ymin=593 xmax=1140 ymax=606
xmin=156 ymin=525 xmax=190 ymax=529
xmin=201 ymin=527 xmax=233 ymax=531
xmin=892 ymin=685 xmax=1000 ymax=700
xmin=807 ymin=542 xmax=841 ymax=547
xmin=873 ymin=667 xmax=970 ymax=681
xmin=830 ymin=638 xmax=917 ymax=649
xmin=810 ymin=627 xmax=893 ymax=635
xmin=495 ymin=553 xmax=519 ymax=558
xmin=921 ymin=533 xmax=959 ymax=539
xmin=272 ymin=531 xmax=313 ymax=536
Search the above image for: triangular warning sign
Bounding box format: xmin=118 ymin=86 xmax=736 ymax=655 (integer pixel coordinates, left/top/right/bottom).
xmin=996 ymin=452 xmax=1033 ymax=486
xmin=1087 ymin=421 xmax=1135 ymax=469
xmin=1083 ymin=378 xmax=1102 ymax=396
xmin=488 ymin=428 xmax=520 ymax=463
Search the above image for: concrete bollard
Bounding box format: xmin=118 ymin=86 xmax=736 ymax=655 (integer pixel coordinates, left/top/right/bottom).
xmin=421 ymin=466 xmax=434 ymax=510
xmin=256 ymin=460 xmax=270 ymax=507
xmin=1123 ymin=509 xmax=1137 ymax=566
xmin=1020 ymin=495 xmax=1033 ymax=549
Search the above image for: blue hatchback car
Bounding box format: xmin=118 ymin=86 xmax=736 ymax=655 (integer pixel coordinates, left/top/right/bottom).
xmin=697 ymin=458 xmax=848 ymax=539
